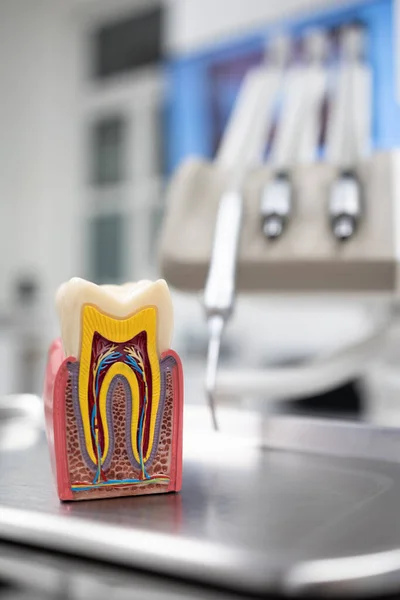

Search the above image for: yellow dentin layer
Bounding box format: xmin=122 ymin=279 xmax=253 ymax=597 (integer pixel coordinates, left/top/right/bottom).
xmin=78 ymin=305 xmax=161 ymax=466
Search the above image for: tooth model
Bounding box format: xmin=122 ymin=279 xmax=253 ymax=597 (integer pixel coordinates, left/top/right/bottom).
xmin=43 ymin=278 xmax=183 ymax=501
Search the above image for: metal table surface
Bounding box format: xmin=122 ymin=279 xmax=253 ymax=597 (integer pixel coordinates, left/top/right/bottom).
xmin=3 ymin=402 xmax=400 ymax=597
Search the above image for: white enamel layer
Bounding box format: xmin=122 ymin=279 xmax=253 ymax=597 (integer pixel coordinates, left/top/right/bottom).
xmin=56 ymin=277 xmax=174 ymax=359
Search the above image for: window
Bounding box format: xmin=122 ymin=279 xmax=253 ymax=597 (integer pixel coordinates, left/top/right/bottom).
xmin=89 ymin=214 xmax=124 ymax=283
xmin=148 ymin=201 xmax=164 ymax=267
xmin=91 ymin=116 xmax=126 ymax=186
xmin=155 ymin=103 xmax=165 ymax=176
xmin=92 ymin=6 xmax=163 ymax=80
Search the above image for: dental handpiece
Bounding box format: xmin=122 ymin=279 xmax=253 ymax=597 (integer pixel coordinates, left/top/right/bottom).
xmin=203 ymin=37 xmax=289 ymax=430
xmin=203 ymin=189 xmax=243 ymax=430
xmin=326 ymin=26 xmax=370 ymax=241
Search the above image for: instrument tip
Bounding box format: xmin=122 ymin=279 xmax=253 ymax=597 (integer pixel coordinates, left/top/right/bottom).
xmin=205 ymin=316 xmax=224 ymax=431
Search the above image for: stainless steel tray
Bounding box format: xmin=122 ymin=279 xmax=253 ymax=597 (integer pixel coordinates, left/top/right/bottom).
xmin=2 ymin=398 xmax=400 ymax=598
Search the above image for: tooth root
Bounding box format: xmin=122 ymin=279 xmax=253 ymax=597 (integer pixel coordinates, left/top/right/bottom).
xmin=56 ymin=278 xmax=173 ymax=359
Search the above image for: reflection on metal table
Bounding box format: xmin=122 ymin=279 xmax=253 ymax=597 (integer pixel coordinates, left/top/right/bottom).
xmin=2 ymin=399 xmax=400 ymax=597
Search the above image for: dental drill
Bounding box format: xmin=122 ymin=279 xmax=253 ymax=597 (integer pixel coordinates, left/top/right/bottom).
xmin=326 ymin=26 xmax=371 ymax=240
xmin=261 ymin=29 xmax=329 ymax=240
xmin=204 ymin=39 xmax=289 ymax=429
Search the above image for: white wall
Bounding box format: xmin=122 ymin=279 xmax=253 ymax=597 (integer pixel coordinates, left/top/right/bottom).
xmin=165 ymin=0 xmax=368 ymax=54
xmin=0 ymin=0 xmax=80 ymax=336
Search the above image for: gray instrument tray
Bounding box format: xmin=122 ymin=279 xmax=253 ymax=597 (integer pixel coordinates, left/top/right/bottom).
xmin=2 ymin=405 xmax=400 ymax=598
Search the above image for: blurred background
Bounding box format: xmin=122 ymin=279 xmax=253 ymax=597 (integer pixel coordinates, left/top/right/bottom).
xmin=0 ymin=0 xmax=399 ymax=422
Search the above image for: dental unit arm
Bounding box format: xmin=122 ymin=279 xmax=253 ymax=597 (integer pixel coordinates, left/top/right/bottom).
xmin=160 ymin=26 xmax=396 ymax=430
xmin=204 ymin=31 xmax=332 ymax=428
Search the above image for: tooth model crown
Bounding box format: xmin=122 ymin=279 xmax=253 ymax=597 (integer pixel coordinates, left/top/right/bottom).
xmin=44 ymin=278 xmax=183 ymax=501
